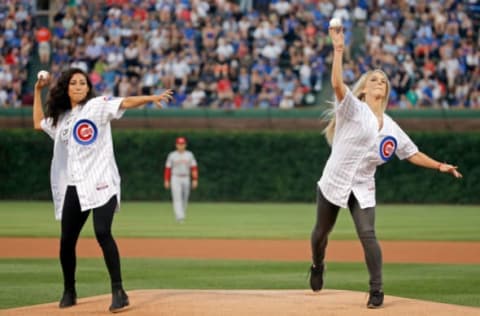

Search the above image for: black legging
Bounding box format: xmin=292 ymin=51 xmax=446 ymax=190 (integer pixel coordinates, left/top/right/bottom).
xmin=311 ymin=188 xmax=383 ymax=292
xmin=60 ymin=186 xmax=123 ymax=291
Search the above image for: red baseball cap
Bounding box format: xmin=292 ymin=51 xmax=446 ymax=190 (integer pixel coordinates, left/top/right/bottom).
xmin=176 ymin=137 xmax=186 ymax=144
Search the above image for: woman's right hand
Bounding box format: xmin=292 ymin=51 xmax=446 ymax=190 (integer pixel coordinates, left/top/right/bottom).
xmin=33 ymin=76 xmax=49 ymax=130
xmin=34 ymin=76 xmax=50 ymax=91
xmin=328 ymin=26 xmax=345 ymax=52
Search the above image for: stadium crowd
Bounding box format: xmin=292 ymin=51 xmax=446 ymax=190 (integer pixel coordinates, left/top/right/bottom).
xmin=0 ymin=0 xmax=478 ymax=109
xmin=0 ymin=1 xmax=34 ymax=108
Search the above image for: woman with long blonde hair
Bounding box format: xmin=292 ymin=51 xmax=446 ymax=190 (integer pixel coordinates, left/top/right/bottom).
xmin=309 ymin=24 xmax=462 ymax=309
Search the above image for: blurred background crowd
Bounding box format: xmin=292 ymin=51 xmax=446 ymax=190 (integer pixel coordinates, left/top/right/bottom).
xmin=0 ymin=0 xmax=479 ymax=109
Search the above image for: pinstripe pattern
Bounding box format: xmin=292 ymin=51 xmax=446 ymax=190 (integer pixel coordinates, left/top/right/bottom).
xmin=318 ymin=89 xmax=418 ymax=209
xmin=41 ymin=96 xmax=125 ymax=220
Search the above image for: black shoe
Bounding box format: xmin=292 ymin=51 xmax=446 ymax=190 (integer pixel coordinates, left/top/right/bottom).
xmin=309 ymin=264 xmax=324 ymax=292
xmin=109 ymin=289 xmax=129 ymax=313
xmin=59 ymin=289 xmax=77 ymax=308
xmin=367 ymin=290 xmax=384 ymax=308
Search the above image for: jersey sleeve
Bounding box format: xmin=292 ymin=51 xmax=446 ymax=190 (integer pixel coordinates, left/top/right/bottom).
xmin=40 ymin=117 xmax=56 ymax=140
xmin=393 ymin=120 xmax=419 ymax=160
xmin=165 ymin=153 xmax=173 ymax=168
xmin=190 ymin=152 xmax=198 ymax=180
xmin=88 ymin=96 xmax=126 ymax=125
xmin=190 ymin=152 xmax=198 ymax=167
xmin=335 ymin=87 xmax=360 ymax=119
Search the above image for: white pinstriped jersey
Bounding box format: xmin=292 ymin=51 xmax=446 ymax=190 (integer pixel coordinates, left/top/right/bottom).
xmin=165 ymin=150 xmax=197 ymax=177
xmin=318 ymin=88 xmax=418 ymax=209
xmin=41 ymin=96 xmax=125 ymax=220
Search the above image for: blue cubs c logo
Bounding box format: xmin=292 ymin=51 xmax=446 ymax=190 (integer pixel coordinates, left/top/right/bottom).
xmin=379 ymin=136 xmax=397 ymax=161
xmin=73 ymin=119 xmax=98 ymax=145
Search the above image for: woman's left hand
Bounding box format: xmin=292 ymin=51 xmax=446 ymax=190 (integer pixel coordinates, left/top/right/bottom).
xmin=439 ymin=163 xmax=463 ymax=178
xmin=153 ymin=89 xmax=174 ymax=108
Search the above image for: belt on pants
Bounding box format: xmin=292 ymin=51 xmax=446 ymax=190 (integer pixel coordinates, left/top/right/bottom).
xmin=173 ymin=174 xmax=189 ymax=177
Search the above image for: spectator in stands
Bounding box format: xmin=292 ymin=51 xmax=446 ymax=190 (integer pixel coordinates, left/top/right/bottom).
xmin=184 ymin=83 xmax=206 ymax=108
xmin=216 ymin=74 xmax=234 ymax=107
xmin=36 ymin=26 xmax=51 ymax=65
xmin=279 ymin=90 xmax=295 ymax=109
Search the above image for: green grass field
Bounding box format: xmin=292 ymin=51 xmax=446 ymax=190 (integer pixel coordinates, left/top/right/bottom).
xmin=1 ymin=201 xmax=479 ymax=240
xmin=0 ymin=202 xmax=479 ymax=309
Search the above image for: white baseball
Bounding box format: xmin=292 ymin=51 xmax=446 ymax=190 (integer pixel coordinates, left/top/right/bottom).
xmin=37 ymin=70 xmax=50 ymax=80
xmin=329 ymin=18 xmax=342 ymax=28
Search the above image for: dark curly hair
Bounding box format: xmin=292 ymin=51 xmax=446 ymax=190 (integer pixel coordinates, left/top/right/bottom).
xmin=45 ymin=68 xmax=96 ymax=126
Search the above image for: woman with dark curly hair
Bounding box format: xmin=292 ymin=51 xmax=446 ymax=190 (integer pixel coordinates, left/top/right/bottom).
xmin=33 ymin=68 xmax=173 ymax=313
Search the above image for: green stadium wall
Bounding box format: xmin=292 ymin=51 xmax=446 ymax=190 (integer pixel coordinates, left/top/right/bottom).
xmin=0 ymin=130 xmax=478 ymax=204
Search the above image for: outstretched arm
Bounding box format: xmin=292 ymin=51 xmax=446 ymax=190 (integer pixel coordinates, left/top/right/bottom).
xmin=120 ymin=89 xmax=174 ymax=109
xmin=329 ymin=25 xmax=347 ymax=101
xmin=407 ymin=152 xmax=462 ymax=178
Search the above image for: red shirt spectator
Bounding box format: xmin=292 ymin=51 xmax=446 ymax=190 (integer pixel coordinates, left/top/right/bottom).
xmin=217 ymin=77 xmax=232 ymax=93
xmin=133 ymin=8 xmax=148 ymax=21
xmin=234 ymin=94 xmax=243 ymax=108
xmin=5 ymin=49 xmax=18 ymax=65
xmin=35 ymin=27 xmax=51 ymax=43
xmin=423 ymin=59 xmax=436 ymax=76
xmin=305 ymin=22 xmax=316 ymax=38
xmin=178 ymin=8 xmax=191 ymax=22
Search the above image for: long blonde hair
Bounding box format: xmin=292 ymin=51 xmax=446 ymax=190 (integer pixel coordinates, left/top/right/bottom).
xmin=323 ymin=69 xmax=391 ymax=145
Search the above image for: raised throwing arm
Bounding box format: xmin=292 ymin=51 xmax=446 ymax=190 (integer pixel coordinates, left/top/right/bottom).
xmin=329 ymin=25 xmax=347 ymax=102
xmin=33 ymin=77 xmax=49 ymax=130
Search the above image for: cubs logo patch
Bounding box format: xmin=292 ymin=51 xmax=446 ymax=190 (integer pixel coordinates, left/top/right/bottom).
xmin=379 ymin=136 xmax=397 ymax=161
xmin=73 ymin=119 xmax=98 ymax=145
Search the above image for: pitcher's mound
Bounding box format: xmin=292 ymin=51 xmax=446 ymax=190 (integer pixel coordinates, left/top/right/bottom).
xmin=2 ymin=289 xmax=479 ymax=316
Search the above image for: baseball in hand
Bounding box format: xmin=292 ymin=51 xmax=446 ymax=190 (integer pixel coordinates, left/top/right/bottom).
xmin=329 ymin=18 xmax=342 ymax=28
xmin=37 ymin=70 xmax=50 ymax=80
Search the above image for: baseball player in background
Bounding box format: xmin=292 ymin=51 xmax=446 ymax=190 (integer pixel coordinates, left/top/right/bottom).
xmin=164 ymin=137 xmax=198 ymax=223
xmin=33 ymin=67 xmax=173 ymax=312
xmin=309 ymin=24 xmax=463 ymax=309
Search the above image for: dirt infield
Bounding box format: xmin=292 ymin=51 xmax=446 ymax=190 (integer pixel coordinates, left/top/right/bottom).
xmin=1 ymin=238 xmax=480 ymax=263
xmin=1 ymin=238 xmax=480 ymax=315
xmin=2 ymin=289 xmax=480 ymax=316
